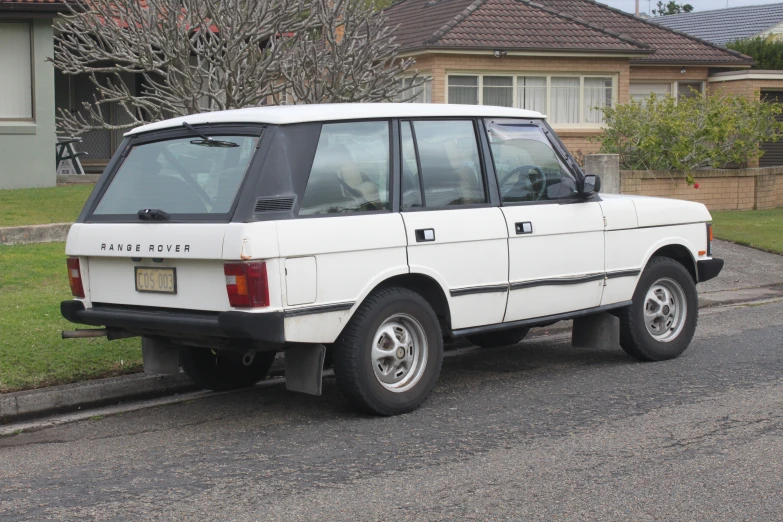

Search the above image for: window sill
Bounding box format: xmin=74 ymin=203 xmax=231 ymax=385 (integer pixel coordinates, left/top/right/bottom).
xmin=0 ymin=121 xmax=37 ymax=135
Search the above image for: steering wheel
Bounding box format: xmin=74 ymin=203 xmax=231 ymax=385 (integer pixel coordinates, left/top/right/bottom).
xmin=499 ymin=165 xmax=547 ymax=201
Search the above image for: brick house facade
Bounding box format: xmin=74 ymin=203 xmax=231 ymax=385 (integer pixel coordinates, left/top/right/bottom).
xmin=383 ymin=0 xmax=754 ymax=158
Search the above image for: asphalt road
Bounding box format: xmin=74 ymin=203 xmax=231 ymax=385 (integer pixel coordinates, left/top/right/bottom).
xmin=1 ymin=299 xmax=782 ymax=521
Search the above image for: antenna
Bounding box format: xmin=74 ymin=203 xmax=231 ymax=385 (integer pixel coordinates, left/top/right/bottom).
xmin=636 ymin=0 xmax=639 ymax=15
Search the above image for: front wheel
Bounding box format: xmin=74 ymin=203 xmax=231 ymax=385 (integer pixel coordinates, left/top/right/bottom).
xmin=179 ymin=347 xmax=276 ymax=391
xmin=615 ymin=256 xmax=698 ymax=361
xmin=332 ymin=287 xmax=443 ymax=416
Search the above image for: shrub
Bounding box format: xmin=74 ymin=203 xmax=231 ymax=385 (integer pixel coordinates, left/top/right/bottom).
xmin=595 ymin=92 xmax=783 ymax=179
xmin=727 ymin=36 xmax=783 ymax=71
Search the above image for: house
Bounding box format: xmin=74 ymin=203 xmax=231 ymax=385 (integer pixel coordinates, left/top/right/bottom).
xmin=0 ymin=0 xmax=71 ymax=189
xmin=653 ymin=2 xmax=783 ymax=46
xmin=383 ymin=0 xmax=753 ymax=158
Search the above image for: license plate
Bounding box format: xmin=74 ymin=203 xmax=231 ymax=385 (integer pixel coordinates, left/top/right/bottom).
xmin=135 ymin=267 xmax=177 ymax=294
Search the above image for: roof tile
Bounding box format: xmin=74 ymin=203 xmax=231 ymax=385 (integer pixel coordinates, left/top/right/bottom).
xmin=652 ymin=2 xmax=783 ymax=46
xmin=382 ymin=0 xmax=752 ymax=65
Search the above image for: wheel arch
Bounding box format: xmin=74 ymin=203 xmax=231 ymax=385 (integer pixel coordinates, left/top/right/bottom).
xmin=647 ymin=243 xmax=698 ymax=283
xmin=339 ymin=273 xmax=452 ymax=338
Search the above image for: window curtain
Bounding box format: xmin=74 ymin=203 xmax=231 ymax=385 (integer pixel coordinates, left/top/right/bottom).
xmin=0 ymin=23 xmax=33 ymax=119
xmin=517 ymin=76 xmax=546 ymax=114
xmin=482 ymin=76 xmax=513 ymax=107
xmin=448 ymin=76 xmax=479 ymax=105
xmin=396 ymin=78 xmax=432 ymax=103
xmin=678 ymin=82 xmax=703 ymax=99
xmin=550 ymin=77 xmax=579 ymax=124
xmin=584 ymin=77 xmax=612 ymax=124
xmin=629 ymin=83 xmax=672 ymax=103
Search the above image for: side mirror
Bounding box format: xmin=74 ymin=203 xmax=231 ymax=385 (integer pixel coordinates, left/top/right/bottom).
xmin=582 ymin=174 xmax=601 ymax=196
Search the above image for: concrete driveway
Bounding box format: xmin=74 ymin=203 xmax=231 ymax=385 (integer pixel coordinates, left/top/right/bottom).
xmin=1 ymin=294 xmax=782 ymax=520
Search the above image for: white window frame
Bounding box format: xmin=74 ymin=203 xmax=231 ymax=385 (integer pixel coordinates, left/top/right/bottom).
xmin=396 ymin=75 xmax=433 ymax=103
xmin=630 ymin=81 xmax=706 ymax=104
xmin=445 ymin=72 xmax=618 ymax=129
xmin=0 ymin=21 xmax=34 ymax=122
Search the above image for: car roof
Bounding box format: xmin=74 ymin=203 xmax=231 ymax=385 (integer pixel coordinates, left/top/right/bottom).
xmin=125 ymin=103 xmax=546 ymax=136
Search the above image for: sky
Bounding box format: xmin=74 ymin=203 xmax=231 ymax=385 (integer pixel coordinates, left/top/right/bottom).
xmin=603 ymin=0 xmax=783 ymax=15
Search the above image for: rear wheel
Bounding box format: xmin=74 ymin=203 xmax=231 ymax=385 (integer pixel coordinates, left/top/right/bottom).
xmin=615 ymin=256 xmax=698 ymax=362
xmin=332 ymin=287 xmax=443 ymax=416
xmin=467 ymin=327 xmax=530 ymax=348
xmin=179 ymin=347 xmax=276 ymax=391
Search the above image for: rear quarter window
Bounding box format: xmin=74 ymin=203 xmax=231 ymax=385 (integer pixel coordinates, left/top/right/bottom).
xmin=298 ymin=121 xmax=391 ymax=216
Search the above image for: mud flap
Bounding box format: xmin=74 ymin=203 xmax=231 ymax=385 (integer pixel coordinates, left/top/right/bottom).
xmin=142 ymin=337 xmax=180 ymax=374
xmin=285 ymin=343 xmax=326 ymax=396
xmin=572 ymin=312 xmax=621 ymax=350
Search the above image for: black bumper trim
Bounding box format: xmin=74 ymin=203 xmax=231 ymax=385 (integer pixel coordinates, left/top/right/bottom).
xmin=697 ymin=258 xmax=724 ymax=283
xmin=61 ymin=301 xmax=285 ymax=343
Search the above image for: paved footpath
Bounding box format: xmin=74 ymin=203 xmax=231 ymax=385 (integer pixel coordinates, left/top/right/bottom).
xmin=1 ymin=294 xmax=782 ymax=520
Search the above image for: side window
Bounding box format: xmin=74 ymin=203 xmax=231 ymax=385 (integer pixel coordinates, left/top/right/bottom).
xmin=486 ymin=121 xmax=579 ymax=203
xmin=299 ymin=121 xmax=390 ymax=216
xmin=405 ymin=120 xmax=486 ymax=208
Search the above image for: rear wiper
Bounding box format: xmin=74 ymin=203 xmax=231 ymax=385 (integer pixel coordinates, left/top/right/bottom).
xmin=182 ymin=122 xmax=239 ymax=148
xmin=138 ymin=208 xmax=170 ymax=221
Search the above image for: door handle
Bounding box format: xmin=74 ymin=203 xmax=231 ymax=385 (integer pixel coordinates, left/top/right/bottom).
xmin=415 ymin=228 xmax=436 ymax=242
xmin=515 ymin=222 xmax=533 ymax=235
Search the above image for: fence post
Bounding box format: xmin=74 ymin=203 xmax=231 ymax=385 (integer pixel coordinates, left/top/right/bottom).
xmin=584 ymin=154 xmax=620 ymax=194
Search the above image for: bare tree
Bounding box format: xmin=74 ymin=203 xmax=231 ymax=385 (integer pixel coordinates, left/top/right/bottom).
xmin=52 ymin=0 xmax=421 ymax=135
xmin=271 ymin=0 xmax=420 ymax=104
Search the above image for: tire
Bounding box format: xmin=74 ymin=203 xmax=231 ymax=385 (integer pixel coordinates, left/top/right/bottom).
xmin=332 ymin=287 xmax=443 ymax=416
xmin=615 ymin=256 xmax=698 ymax=362
xmin=179 ymin=347 xmax=276 ymax=391
xmin=467 ymin=327 xmax=530 ymax=348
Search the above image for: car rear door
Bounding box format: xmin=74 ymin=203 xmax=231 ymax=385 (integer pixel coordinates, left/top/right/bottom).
xmin=485 ymin=119 xmax=605 ymax=322
xmin=399 ymin=119 xmax=509 ymax=330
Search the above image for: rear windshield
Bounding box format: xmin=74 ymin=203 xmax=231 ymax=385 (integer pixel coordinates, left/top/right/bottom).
xmin=93 ymin=135 xmax=259 ymax=216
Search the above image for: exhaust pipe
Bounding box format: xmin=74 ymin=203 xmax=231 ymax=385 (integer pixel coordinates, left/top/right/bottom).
xmin=62 ymin=328 xmax=108 ymax=339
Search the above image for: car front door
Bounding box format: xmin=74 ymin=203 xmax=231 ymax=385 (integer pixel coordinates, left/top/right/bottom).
xmin=399 ymin=119 xmax=509 ymax=330
xmin=485 ymin=119 xmax=605 ymax=323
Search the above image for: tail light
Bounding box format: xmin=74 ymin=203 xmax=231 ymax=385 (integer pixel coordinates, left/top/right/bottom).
xmin=224 ymin=261 xmax=269 ymax=308
xmin=707 ymin=223 xmax=713 ymax=257
xmin=67 ymin=257 xmax=85 ymax=298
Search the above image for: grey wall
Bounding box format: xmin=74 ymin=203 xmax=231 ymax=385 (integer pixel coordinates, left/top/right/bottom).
xmin=0 ymin=19 xmax=57 ymax=190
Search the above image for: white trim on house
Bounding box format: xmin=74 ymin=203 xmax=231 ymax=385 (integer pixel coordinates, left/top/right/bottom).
xmin=709 ymin=70 xmax=783 ymax=82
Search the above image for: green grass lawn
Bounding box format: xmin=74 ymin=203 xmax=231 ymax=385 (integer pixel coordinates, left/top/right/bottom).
xmin=711 ymin=208 xmax=783 ymax=255
xmin=0 ymin=185 xmax=95 ymax=227
xmin=0 ymin=242 xmax=142 ymax=393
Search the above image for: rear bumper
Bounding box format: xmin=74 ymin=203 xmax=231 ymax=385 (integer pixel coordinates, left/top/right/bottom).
xmin=697 ymin=258 xmax=724 ymax=283
xmin=61 ymin=301 xmax=285 ymax=343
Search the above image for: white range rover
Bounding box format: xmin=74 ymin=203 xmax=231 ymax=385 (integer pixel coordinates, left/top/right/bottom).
xmin=62 ymin=103 xmax=723 ymax=415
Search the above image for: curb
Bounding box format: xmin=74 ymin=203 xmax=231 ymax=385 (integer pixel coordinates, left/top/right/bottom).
xmin=0 ymin=223 xmax=72 ymax=245
xmin=0 ymin=373 xmax=195 ymax=423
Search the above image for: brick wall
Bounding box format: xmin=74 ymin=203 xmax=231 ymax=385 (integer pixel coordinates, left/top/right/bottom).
xmin=708 ymin=78 xmax=783 ymax=100
xmin=620 ymin=167 xmax=783 ymax=210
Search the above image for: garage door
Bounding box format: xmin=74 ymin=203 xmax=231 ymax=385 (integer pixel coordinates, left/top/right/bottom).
xmin=760 ymin=91 xmax=783 ymax=167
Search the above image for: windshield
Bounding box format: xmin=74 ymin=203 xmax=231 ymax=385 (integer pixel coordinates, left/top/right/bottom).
xmin=93 ymin=135 xmax=259 ymax=216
